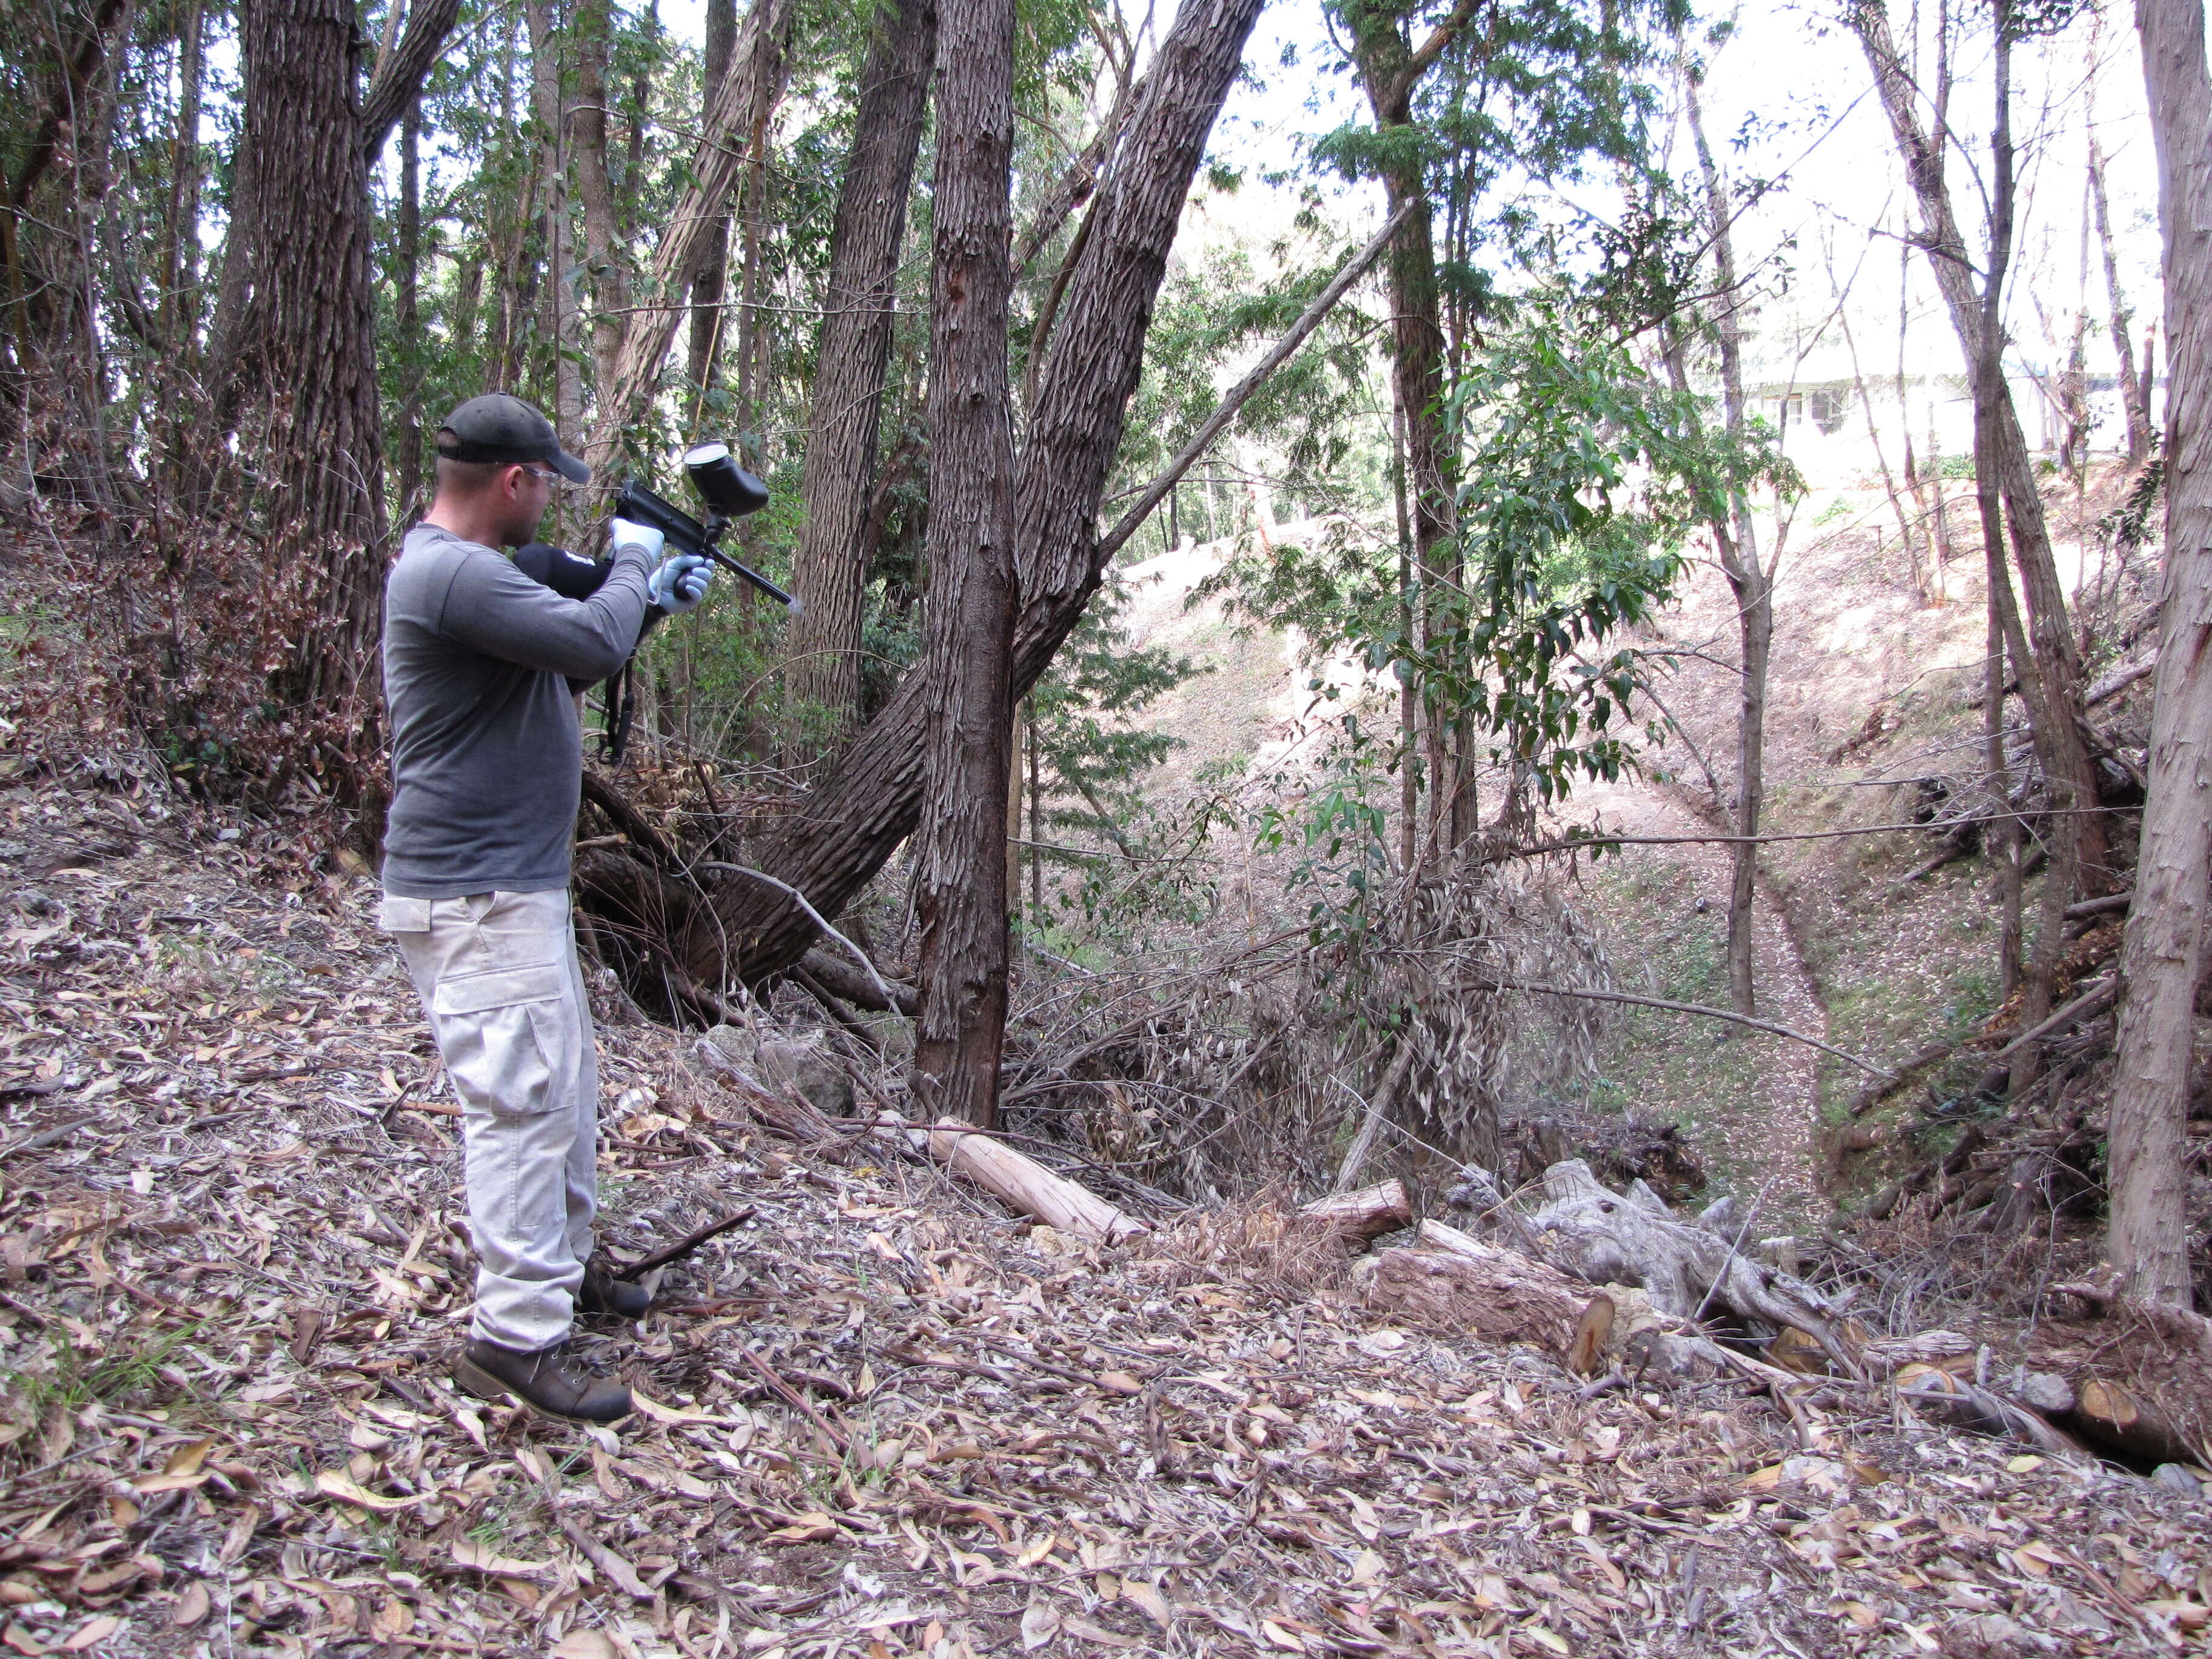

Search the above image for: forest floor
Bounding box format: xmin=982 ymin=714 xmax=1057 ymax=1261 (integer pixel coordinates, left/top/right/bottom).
xmin=4 ymin=712 xmax=2211 ymax=1657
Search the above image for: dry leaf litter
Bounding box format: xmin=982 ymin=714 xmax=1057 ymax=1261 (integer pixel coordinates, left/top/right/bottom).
xmin=1 ymin=759 xmax=2208 ymax=1659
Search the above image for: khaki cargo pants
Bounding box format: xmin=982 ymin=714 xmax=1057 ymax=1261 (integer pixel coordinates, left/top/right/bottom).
xmin=378 ymin=888 xmax=597 ymax=1352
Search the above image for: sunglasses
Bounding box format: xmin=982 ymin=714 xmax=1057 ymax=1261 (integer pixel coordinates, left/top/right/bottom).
xmin=513 ymin=464 xmax=572 ymax=489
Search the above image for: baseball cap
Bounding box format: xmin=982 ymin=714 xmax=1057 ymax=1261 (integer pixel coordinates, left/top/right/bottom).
xmin=435 ymin=394 xmax=591 ymax=484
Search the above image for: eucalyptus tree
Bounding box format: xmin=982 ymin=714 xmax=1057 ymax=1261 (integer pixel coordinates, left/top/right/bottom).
xmin=782 ymin=0 xmax=937 ymax=743
xmin=2108 ymin=0 xmax=2212 ymax=1309
xmin=1317 ymin=0 xmax=1680 ymax=868
xmin=1848 ymin=0 xmax=2109 ymax=1064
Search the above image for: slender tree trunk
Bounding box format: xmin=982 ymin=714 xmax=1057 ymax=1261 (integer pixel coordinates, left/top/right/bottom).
xmin=159 ymin=0 xmax=204 ymax=356
xmin=571 ymin=0 xmax=629 ymax=399
xmin=784 ymin=0 xmax=937 ymax=741
xmin=1985 ymin=24 xmax=2074 ymax=1080
xmin=1851 ymin=1 xmax=2107 ymax=923
xmin=687 ymin=0 xmax=737 ymax=406
xmin=728 ymin=4 xmax=789 ymax=440
xmin=1685 ymin=58 xmax=1769 ymax=1019
xmin=585 ymin=0 xmax=792 ymax=480
xmin=526 ymin=0 xmax=583 ymax=449
xmin=695 ymin=0 xmax=1264 ymax=985
xmin=1982 ymin=421 xmax=2025 ymax=1000
xmin=395 ymin=98 xmax=425 ymax=520
xmin=913 ymin=0 xmax=1017 ymax=1128
xmin=2090 ymin=129 xmax=2154 ymax=466
xmin=2106 ymin=0 xmax=2212 ymax=1309
xmin=1393 ymin=386 xmax=1419 ymax=874
xmin=1347 ymin=1 xmax=1479 ymax=866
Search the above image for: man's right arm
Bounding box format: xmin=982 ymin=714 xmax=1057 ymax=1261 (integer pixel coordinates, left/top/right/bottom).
xmin=430 ymin=543 xmax=655 ymax=682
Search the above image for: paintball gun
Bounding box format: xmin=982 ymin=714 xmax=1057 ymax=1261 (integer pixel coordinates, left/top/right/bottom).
xmin=591 ymin=441 xmax=793 ymax=765
xmin=616 ymin=441 xmax=800 ymax=614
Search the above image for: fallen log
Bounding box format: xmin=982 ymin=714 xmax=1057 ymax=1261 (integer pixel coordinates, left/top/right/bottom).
xmin=1358 ymin=1238 xmax=1589 ymax=1360
xmin=1527 ymin=1159 xmax=1862 ymax=1376
xmin=2030 ymin=1279 xmax=2212 ymax=1467
xmin=800 ymin=947 xmax=917 ymax=1016
xmin=924 ymin=1118 xmax=1150 ymax=1245
xmin=2072 ymin=1378 xmax=2208 ymax=1469
xmin=1297 ymin=1179 xmax=1410 ymax=1244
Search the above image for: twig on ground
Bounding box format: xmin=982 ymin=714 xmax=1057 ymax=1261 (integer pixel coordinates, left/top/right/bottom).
xmin=615 ymin=1206 xmax=757 ymax=1281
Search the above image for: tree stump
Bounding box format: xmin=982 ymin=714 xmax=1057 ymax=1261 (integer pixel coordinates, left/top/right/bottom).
xmin=1526 ymin=1159 xmax=1860 ymax=1374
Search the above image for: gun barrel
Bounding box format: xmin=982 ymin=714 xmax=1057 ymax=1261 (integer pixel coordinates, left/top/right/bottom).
xmin=702 ymin=546 xmax=801 ymax=612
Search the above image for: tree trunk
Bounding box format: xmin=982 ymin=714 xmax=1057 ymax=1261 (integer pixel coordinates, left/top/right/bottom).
xmin=2089 ymin=21 xmax=2154 ymax=466
xmin=158 ymin=0 xmax=205 ymax=359
xmin=1684 ymin=57 xmax=1769 ymax=1019
xmin=222 ymin=0 xmax=389 ymax=703
xmin=571 ymin=0 xmax=629 ymax=398
xmin=913 ymin=0 xmax=1017 ymax=1128
xmin=525 ymin=0 xmax=583 ymax=451
xmin=1349 ymin=4 xmax=1470 ymax=865
xmin=727 ymin=4 xmax=789 ymax=443
xmin=700 ymin=0 xmax=1264 ymax=985
xmin=686 ymin=0 xmax=737 ymax=406
xmin=783 ymin=0 xmax=938 ymax=743
xmin=1850 ymin=2 xmax=2107 ymax=926
xmin=1986 ymin=540 xmax=2026 ymax=997
xmin=395 ymin=98 xmax=425 ymax=520
xmin=2106 ymin=0 xmax=2212 ymax=1309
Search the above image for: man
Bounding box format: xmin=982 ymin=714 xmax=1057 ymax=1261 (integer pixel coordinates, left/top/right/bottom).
xmin=378 ymin=394 xmax=712 ymax=1424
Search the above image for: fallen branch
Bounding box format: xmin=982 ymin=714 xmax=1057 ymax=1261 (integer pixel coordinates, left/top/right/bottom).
xmin=741 ymin=1348 xmax=851 ymax=1453
xmin=922 ymin=1117 xmax=1149 ymax=1244
xmin=1486 ymin=808 xmax=2115 ymax=865
xmin=700 ymin=861 xmax=899 ymax=1008
xmin=2064 ymin=889 xmax=2131 ymax=921
xmin=1893 ymin=1366 xmax=2086 ymax=1459
xmin=615 ymin=1207 xmax=758 ymax=1281
xmin=799 ymin=946 xmax=917 ymax=1016
xmin=1991 ymin=975 xmax=2117 ymax=1060
xmin=1528 ymin=1161 xmax=1863 ymax=1379
xmin=0 ymin=1116 xmax=96 ymax=1159
xmin=580 ymin=770 xmax=688 ymax=876
xmin=2085 ymin=655 xmax=2154 ymax=706
xmin=1846 ymin=1038 xmax=1960 ymax=1116
xmin=1096 ymin=199 xmax=1416 ymax=560
xmin=1481 ymin=979 xmax=1892 ymax=1078
xmin=557 ymin=1516 xmax=655 ymax=1602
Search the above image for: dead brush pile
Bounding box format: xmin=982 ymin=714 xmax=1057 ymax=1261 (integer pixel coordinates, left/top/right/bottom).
xmin=996 ymin=865 xmax=1618 ymax=1204
xmin=3 ymin=754 xmax=2211 ymax=1657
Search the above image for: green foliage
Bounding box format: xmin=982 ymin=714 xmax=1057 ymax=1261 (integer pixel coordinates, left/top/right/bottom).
xmin=1205 ymin=300 xmax=1758 ymax=806
xmin=1017 ymin=578 xmax=1221 ymax=943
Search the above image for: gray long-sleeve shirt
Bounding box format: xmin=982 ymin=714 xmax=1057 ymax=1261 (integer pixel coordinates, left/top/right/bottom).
xmin=381 ymin=521 xmax=654 ymax=899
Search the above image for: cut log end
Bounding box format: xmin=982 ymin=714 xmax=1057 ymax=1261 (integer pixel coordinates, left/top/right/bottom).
xmin=1296 ymin=1179 xmax=1411 ymax=1244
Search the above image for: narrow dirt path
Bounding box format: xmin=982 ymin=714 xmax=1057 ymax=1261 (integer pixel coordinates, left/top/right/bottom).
xmin=1569 ymin=781 xmax=1829 ymax=1228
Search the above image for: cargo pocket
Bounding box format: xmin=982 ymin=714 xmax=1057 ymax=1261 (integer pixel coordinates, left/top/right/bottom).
xmin=377 ymin=894 xmax=434 ymax=934
xmin=430 ymin=961 xmax=575 ymax=1117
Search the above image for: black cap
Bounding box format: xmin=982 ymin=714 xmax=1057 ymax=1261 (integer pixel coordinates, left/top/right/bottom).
xmin=435 ymin=394 xmax=590 ymax=484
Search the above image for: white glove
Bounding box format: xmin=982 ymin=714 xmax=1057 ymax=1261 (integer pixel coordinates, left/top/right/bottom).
xmin=650 ymin=554 xmax=714 ymax=614
xmin=609 ymin=517 xmax=666 ymax=560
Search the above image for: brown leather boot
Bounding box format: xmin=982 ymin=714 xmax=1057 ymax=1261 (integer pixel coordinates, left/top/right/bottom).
xmin=454 ymin=1338 xmax=632 ymax=1424
xmin=578 ymin=1258 xmax=653 ymax=1319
